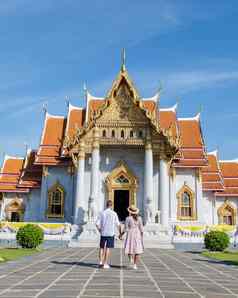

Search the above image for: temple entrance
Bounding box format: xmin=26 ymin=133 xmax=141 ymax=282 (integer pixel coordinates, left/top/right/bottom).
xmin=114 ymin=190 xmax=129 ymax=221
xmin=10 ymin=212 xmax=20 ymax=222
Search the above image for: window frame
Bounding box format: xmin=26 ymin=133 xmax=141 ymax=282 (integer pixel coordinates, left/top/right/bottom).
xmin=47 ymin=182 xmax=65 ymax=218
xmin=177 ymin=184 xmax=197 ymax=221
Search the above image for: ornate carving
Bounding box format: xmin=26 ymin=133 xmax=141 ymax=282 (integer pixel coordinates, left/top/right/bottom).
xmin=105 ymin=160 xmax=138 ymax=208
xmin=218 ymin=201 xmax=236 ymax=225
xmin=176 ymin=183 xmax=197 ymax=221
xmin=63 ymin=67 xmax=180 ymax=162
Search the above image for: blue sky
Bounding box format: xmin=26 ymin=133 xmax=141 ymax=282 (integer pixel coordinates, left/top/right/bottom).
xmin=0 ymin=0 xmax=238 ymax=161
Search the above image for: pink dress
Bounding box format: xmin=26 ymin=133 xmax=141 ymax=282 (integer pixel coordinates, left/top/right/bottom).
xmin=124 ymin=216 xmax=144 ymax=255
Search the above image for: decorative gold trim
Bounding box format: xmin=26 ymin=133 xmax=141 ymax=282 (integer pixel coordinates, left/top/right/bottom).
xmin=5 ymin=199 xmax=25 ymax=221
xmin=42 ymin=166 xmax=49 ymax=177
xmin=177 ymin=183 xmax=197 ymax=221
xmin=218 ymin=200 xmax=236 ymax=225
xmin=105 ymin=161 xmax=138 ymax=208
xmin=196 ymin=168 xmax=202 ymax=183
xmin=170 ymin=167 xmax=176 ymax=180
xmin=47 ymin=181 xmax=65 ymax=219
xmin=63 ymin=68 xmax=180 ymax=161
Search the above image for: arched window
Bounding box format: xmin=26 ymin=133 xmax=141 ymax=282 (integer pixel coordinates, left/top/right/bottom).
xmin=218 ymin=201 xmax=236 ymax=225
xmin=177 ymin=184 xmax=196 ymax=220
xmin=121 ymin=130 xmax=125 ymax=138
xmin=130 ymin=130 xmax=134 ymax=138
xmin=47 ymin=182 xmax=65 ymax=218
xmin=102 ymin=130 xmax=106 ymax=137
xmin=111 ymin=130 xmax=115 ymax=138
xmin=181 ymin=192 xmax=192 ymax=217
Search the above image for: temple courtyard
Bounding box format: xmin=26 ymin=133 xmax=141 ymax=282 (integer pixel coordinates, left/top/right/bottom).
xmin=0 ymin=249 xmax=238 ymax=297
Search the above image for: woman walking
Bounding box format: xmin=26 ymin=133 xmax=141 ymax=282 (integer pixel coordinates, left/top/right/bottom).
xmin=120 ymin=205 xmax=144 ymax=270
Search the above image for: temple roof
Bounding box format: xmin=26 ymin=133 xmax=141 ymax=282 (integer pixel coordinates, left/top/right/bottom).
xmin=18 ymin=150 xmax=42 ymax=189
xmin=202 ymin=151 xmax=224 ymax=191
xmin=174 ymin=115 xmax=207 ymax=167
xmin=0 ymin=156 xmax=28 ymax=193
xmin=216 ymin=161 xmax=238 ymax=196
xmin=1 ymin=61 xmax=238 ymax=197
xmin=35 ymin=113 xmax=68 ymax=165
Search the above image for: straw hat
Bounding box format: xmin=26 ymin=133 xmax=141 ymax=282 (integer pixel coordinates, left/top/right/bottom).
xmin=127 ymin=205 xmax=139 ymax=215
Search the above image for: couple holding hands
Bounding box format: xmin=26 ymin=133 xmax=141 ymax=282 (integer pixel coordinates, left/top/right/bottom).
xmin=96 ymin=200 xmax=144 ymax=270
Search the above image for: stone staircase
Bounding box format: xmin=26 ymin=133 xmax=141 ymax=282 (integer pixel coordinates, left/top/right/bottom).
xmin=69 ymin=223 xmax=174 ymax=249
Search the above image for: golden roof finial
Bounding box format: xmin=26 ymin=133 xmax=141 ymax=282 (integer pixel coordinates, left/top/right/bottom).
xmin=121 ymin=48 xmax=126 ymax=72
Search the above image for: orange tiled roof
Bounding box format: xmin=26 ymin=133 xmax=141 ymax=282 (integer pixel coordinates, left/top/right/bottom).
xmin=159 ymin=109 xmax=178 ymax=138
xmin=0 ymin=157 xmax=28 ymax=193
xmin=35 ymin=113 xmax=68 ymax=166
xmin=202 ymin=152 xmax=224 ymax=191
xmin=143 ymin=100 xmax=156 ymax=113
xmin=174 ymin=116 xmax=207 ymax=168
xmin=88 ymin=99 xmax=105 ymax=121
xmin=65 ymin=105 xmax=85 ymax=138
xmin=18 ymin=150 xmax=42 ymax=189
xmin=216 ymin=161 xmax=238 ymax=196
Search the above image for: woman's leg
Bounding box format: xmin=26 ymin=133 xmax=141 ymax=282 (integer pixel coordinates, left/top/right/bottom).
xmin=128 ymin=254 xmax=133 ymax=264
xmin=134 ymin=254 xmax=139 ymax=265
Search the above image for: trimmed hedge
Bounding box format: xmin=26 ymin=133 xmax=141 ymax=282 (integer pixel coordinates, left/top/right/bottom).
xmin=204 ymin=230 xmax=230 ymax=252
xmin=16 ymin=224 xmax=44 ymax=249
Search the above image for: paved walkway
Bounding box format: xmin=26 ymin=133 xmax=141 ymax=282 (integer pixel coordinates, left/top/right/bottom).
xmin=0 ymin=248 xmax=238 ymax=298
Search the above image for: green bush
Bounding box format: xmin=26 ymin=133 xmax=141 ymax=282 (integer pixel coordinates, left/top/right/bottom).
xmin=16 ymin=224 xmax=44 ymax=248
xmin=204 ymin=230 xmax=230 ymax=251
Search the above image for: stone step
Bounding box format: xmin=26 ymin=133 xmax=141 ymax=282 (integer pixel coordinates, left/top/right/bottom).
xmin=69 ymin=238 xmax=174 ymax=249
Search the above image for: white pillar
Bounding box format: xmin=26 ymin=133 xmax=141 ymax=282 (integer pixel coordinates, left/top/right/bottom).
xmin=89 ymin=128 xmax=100 ymax=222
xmin=160 ymin=159 xmax=169 ymax=226
xmin=73 ymin=143 xmax=85 ymax=224
xmin=144 ymin=141 xmax=154 ymax=223
xmin=169 ymin=168 xmax=177 ymax=222
xmin=195 ymin=169 xmax=203 ymax=223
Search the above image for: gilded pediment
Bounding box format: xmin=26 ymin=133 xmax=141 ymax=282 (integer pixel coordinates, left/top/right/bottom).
xmin=97 ymin=78 xmax=149 ymax=124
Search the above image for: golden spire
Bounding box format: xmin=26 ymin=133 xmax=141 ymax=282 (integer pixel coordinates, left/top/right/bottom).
xmin=121 ymin=48 xmax=126 ymax=72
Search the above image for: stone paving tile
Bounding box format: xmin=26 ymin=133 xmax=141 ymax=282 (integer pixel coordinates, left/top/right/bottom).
xmin=1 ymin=248 xmax=238 ymax=297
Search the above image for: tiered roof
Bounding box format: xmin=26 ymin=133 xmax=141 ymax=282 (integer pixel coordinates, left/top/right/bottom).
xmin=0 ymin=156 xmax=28 ymax=193
xmin=201 ymin=151 xmax=224 ymax=192
xmin=0 ymin=64 xmax=238 ymax=198
xmin=216 ymin=161 xmax=238 ymax=196
xmin=18 ymin=150 xmax=42 ymax=189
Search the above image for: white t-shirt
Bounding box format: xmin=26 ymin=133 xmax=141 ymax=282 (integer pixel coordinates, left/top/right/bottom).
xmin=96 ymin=208 xmax=120 ymax=237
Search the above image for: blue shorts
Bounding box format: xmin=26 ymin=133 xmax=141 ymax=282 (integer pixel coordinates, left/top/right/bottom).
xmin=100 ymin=236 xmax=115 ymax=248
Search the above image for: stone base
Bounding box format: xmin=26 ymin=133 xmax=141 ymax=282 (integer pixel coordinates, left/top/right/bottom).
xmin=143 ymin=223 xmax=174 ymax=249
xmin=69 ymin=222 xmax=100 ymax=247
xmin=69 ymin=223 xmax=174 ymax=249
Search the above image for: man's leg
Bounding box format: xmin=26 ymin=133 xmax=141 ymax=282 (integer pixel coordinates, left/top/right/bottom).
xmin=99 ymin=248 xmax=104 ymax=265
xmin=104 ymin=248 xmax=110 ymax=266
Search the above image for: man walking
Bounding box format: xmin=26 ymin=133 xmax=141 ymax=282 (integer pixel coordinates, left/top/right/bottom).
xmin=96 ymin=200 xmax=121 ymax=268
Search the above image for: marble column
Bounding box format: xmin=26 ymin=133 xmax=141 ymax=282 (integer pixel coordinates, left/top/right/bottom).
xmin=73 ymin=142 xmax=85 ymax=224
xmin=89 ymin=127 xmax=100 ymax=222
xmin=144 ymin=140 xmax=154 ymax=223
xmin=169 ymin=167 xmax=177 ymax=222
xmin=160 ymin=158 xmax=170 ymax=226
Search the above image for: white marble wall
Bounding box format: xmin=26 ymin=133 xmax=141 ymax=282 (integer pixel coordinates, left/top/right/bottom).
xmin=201 ymin=191 xmax=215 ymax=225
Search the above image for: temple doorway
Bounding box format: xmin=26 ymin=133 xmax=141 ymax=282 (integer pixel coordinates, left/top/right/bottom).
xmin=114 ymin=189 xmax=129 ymax=221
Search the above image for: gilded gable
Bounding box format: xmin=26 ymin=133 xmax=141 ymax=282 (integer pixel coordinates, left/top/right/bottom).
xmin=97 ymin=79 xmax=149 ymax=125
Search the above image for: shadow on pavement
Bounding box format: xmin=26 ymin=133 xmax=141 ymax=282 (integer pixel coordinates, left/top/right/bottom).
xmin=51 ymin=260 xmax=125 ymax=269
